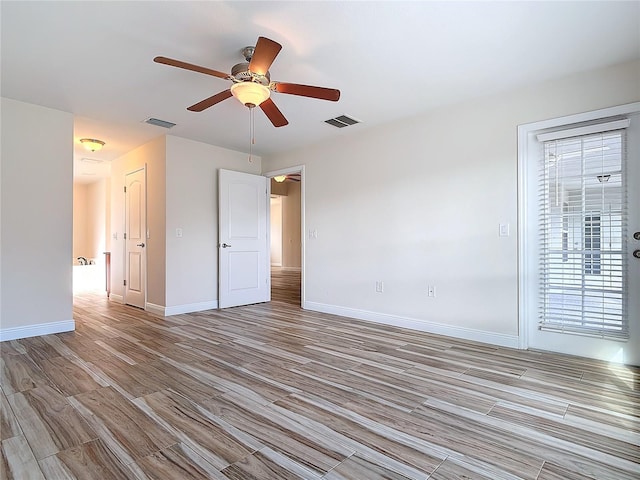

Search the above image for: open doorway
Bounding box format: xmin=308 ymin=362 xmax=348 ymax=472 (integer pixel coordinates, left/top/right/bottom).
xmin=72 ymin=177 xmax=111 ymax=295
xmin=268 ymin=168 xmax=303 ymax=306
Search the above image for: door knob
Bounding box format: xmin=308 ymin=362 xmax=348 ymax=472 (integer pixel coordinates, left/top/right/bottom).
xmin=137 ymin=243 xmax=145 ymax=248
xmin=221 ymin=243 xmax=232 ymax=248
xmin=634 ymin=232 xmax=640 ymax=241
xmin=633 ymin=249 xmax=640 ymax=259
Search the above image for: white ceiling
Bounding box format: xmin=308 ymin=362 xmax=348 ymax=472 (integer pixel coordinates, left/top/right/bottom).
xmin=2 ymin=1 xmax=639 ymax=182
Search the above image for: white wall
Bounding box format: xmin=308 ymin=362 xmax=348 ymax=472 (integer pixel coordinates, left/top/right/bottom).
xmin=73 ymin=178 xmax=108 ymax=264
xmin=73 ymin=183 xmax=89 ymax=261
xmin=262 ymin=60 xmax=640 ymax=346
xmin=164 ymin=136 xmax=261 ymax=312
xmin=270 ymin=196 xmax=283 ymax=266
xmin=282 ymin=181 xmax=301 ymax=268
xmin=86 ymin=179 xmax=108 ymax=262
xmin=0 ymin=98 xmax=74 ymax=338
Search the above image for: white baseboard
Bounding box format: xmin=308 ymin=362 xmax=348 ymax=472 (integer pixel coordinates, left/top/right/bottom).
xmin=145 ymin=302 xmax=165 ymax=316
xmin=109 ymin=294 xmax=124 ymax=304
xmin=303 ymin=301 xmax=520 ymax=349
xmin=0 ymin=319 xmax=75 ymax=342
xmin=146 ymin=300 xmax=218 ymax=317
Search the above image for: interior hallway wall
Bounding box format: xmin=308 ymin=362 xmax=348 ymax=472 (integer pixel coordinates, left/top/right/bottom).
xmin=271 ymin=196 xmax=283 ymax=266
xmin=73 ymin=178 xmax=109 ymax=264
xmin=110 ymin=136 xmax=167 ymax=306
xmin=281 ymin=181 xmax=301 ymax=268
xmin=86 ymin=179 xmax=108 ymax=262
xmin=73 ymin=183 xmax=89 ymax=262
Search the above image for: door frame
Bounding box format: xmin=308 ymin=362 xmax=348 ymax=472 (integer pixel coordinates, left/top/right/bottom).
xmin=263 ymin=165 xmax=306 ymax=307
xmin=517 ymin=102 xmax=640 ymax=361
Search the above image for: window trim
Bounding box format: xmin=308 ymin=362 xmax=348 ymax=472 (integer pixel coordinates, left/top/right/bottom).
xmin=517 ymin=102 xmax=639 ymax=351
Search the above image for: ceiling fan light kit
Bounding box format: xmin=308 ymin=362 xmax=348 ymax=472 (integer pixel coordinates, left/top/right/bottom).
xmin=273 ymin=175 xmax=287 ymax=183
xmin=230 ymin=82 xmax=270 ymax=107
xmin=154 ymin=36 xmax=340 ymax=128
xmin=79 ymin=138 xmax=105 ymax=152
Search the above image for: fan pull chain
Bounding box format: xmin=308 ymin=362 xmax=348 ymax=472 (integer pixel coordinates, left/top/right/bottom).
xmin=248 ymin=107 xmax=253 ymax=163
xmin=248 ymin=106 xmax=256 ymax=163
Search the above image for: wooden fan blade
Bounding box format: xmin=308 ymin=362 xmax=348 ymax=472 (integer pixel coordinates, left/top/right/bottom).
xmin=260 ymin=98 xmax=288 ymax=127
xmin=187 ymin=90 xmax=232 ymax=112
xmin=274 ymin=82 xmax=340 ymax=101
xmin=154 ymin=56 xmax=229 ymax=80
xmin=249 ymin=37 xmax=282 ymax=76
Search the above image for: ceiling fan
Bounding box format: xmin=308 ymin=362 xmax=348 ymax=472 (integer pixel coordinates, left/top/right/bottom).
xmin=273 ymin=173 xmax=301 ymax=183
xmin=154 ymin=36 xmax=340 ymax=127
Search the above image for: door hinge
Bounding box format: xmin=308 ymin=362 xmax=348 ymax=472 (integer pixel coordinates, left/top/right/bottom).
xmin=123 ymin=280 xmax=127 ymax=286
xmin=124 ymin=232 xmax=127 ymax=240
xmin=124 ymin=186 xmax=126 ymax=193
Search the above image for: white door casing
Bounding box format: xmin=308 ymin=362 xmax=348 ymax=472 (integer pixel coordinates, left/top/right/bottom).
xmin=519 ymin=103 xmax=640 ymax=365
xmin=218 ymin=169 xmax=269 ymax=308
xmin=125 ymin=168 xmax=146 ymax=309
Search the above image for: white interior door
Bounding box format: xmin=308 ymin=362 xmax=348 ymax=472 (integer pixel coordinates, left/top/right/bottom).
xmin=522 ymin=106 xmax=639 ymax=365
xmin=218 ymin=169 xmax=269 ymax=308
xmin=125 ymin=168 xmax=146 ymax=309
xmin=628 ymin=114 xmax=640 ymax=364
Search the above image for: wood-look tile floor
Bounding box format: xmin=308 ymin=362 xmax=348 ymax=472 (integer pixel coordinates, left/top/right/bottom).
xmin=1 ymin=269 xmax=639 ymax=479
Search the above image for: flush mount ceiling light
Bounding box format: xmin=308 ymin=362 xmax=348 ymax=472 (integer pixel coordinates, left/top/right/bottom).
xmin=80 ymin=138 xmax=105 ymax=152
xmin=230 ymin=82 xmax=270 ymax=107
xmin=273 ymin=175 xmax=287 ymax=183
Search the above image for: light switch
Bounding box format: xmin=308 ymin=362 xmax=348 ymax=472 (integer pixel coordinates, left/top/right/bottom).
xmin=176 ymin=228 xmax=183 ymax=238
xmin=499 ymin=223 xmax=510 ymax=237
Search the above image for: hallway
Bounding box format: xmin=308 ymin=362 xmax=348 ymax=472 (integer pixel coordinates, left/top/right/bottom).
xmin=271 ymin=267 xmax=301 ymax=306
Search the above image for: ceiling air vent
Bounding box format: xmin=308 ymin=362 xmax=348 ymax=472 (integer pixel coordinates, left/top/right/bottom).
xmin=144 ymin=117 xmax=176 ymax=129
xmin=324 ymin=114 xmax=360 ymax=129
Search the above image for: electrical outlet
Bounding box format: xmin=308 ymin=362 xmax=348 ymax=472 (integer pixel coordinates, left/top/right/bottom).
xmin=375 ymin=281 xmax=384 ymax=293
xmin=428 ymin=285 xmax=436 ymax=297
xmin=176 ymin=228 xmax=183 ymax=238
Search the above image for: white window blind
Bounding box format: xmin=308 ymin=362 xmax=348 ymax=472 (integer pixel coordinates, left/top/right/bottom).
xmin=539 ymin=126 xmax=628 ymax=339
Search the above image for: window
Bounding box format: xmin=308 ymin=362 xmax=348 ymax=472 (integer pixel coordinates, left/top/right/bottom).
xmin=539 ymin=123 xmax=627 ymax=338
xmin=584 ymin=215 xmax=601 ymax=275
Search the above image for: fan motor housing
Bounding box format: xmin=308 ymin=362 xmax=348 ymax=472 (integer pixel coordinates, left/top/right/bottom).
xmin=231 ymin=62 xmax=270 ymax=86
